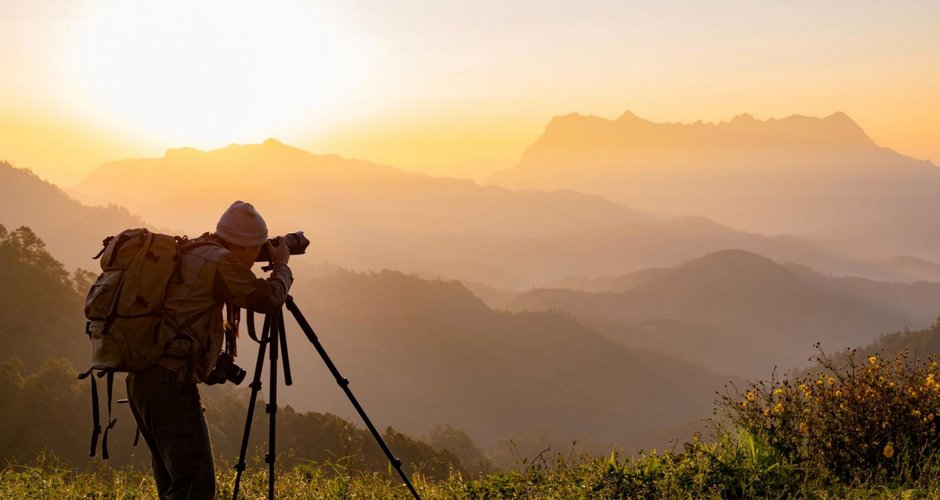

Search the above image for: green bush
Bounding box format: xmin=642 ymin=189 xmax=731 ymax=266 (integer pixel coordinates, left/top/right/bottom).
xmin=720 ymin=348 xmax=940 ymax=484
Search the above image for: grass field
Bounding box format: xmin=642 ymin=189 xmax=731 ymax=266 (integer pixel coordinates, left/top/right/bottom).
xmin=2 ymin=444 xmax=939 ymax=500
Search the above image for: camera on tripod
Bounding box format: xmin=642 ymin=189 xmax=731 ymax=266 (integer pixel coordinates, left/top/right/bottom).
xmin=206 ymin=352 xmax=246 ymax=385
xmin=255 ymin=231 xmax=309 ymax=262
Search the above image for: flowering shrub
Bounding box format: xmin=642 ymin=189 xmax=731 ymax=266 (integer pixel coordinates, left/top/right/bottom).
xmin=721 ymin=348 xmax=940 ymax=483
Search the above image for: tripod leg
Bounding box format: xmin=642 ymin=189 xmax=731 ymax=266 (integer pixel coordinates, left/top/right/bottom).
xmin=283 ymin=296 xmax=422 ymax=500
xmin=232 ymin=313 xmax=271 ymax=500
xmin=278 ymin=312 xmax=293 ymax=386
xmin=266 ymin=309 xmax=281 ymax=499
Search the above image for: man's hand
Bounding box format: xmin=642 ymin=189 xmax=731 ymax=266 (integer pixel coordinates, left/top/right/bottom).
xmin=266 ymin=237 xmax=290 ymax=266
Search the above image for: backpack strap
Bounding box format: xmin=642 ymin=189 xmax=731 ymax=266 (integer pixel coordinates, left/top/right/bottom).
xmin=100 ymin=371 xmax=117 ymax=460
xmin=78 ymin=369 xmax=118 ymax=459
xmin=77 ymin=368 xmax=101 ymax=457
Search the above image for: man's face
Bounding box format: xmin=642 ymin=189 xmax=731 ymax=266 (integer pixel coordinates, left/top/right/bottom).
xmin=229 ymin=244 xmax=262 ymax=267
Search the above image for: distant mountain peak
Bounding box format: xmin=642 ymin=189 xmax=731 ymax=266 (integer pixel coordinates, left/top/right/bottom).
xmin=533 ymin=110 xmax=875 ymax=149
xmin=824 ymin=111 xmax=854 ymax=123
xmin=644 ymin=248 xmax=810 ymax=295
xmin=161 ymin=138 xmax=305 ymax=162
xmin=822 ymin=111 xmax=868 ymax=136
xmin=164 ymin=146 xmax=203 ymax=159
xmin=684 ymin=249 xmax=778 ymax=268
xmin=615 ymin=110 xmax=650 ymax=124
xmin=729 ymin=113 xmax=757 ymax=123
xmin=545 ymin=112 xmax=608 ymax=129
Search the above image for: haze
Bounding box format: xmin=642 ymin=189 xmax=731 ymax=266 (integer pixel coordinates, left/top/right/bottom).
xmin=2 ymin=0 xmax=939 ymax=185
xmin=5 ymin=0 xmax=940 ymax=471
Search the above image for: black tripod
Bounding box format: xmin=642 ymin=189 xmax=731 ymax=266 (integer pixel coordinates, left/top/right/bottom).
xmin=231 ymin=296 xmax=421 ymax=500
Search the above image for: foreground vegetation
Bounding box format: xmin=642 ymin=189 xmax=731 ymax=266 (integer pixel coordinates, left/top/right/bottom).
xmin=5 ymin=348 xmax=940 ymax=498
xmin=3 ymin=440 xmax=940 ymax=499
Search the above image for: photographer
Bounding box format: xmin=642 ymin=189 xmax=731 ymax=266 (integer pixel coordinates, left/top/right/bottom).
xmin=125 ymin=201 xmax=292 ymax=499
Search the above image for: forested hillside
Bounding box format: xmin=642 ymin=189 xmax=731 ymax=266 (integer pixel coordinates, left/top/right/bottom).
xmin=0 ymin=162 xmax=146 ymax=272
xmin=0 ymin=225 xmax=87 ymax=370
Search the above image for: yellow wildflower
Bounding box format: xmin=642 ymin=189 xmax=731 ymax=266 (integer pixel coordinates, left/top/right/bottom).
xmin=828 ymin=377 xmax=835 ymax=386
xmin=746 ymin=391 xmax=756 ymax=401
xmin=773 ymin=388 xmax=785 ymax=396
xmin=913 ymin=410 xmax=922 ymax=417
xmin=773 ymin=403 xmax=783 ymax=414
xmin=799 ymin=422 xmax=808 ymax=434
xmin=868 ymin=355 xmax=877 ymax=364
xmin=884 ymin=443 xmax=895 ymax=458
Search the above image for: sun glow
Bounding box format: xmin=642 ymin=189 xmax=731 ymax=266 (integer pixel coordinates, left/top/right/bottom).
xmin=66 ymin=1 xmax=376 ymax=149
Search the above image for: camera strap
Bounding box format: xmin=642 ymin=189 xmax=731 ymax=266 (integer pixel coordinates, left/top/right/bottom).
xmin=246 ymin=310 xmax=262 ymax=343
xmin=224 ymin=303 xmax=239 ymax=357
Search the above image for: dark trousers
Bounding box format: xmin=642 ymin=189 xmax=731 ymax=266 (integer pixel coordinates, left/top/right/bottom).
xmin=126 ymin=365 xmax=216 ymax=500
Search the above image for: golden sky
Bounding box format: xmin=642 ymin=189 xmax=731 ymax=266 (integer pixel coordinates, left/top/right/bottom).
xmin=2 ymin=0 xmax=938 ymax=185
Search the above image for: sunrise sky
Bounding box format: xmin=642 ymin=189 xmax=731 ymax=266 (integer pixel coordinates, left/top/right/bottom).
xmin=2 ymin=0 xmax=938 ymax=185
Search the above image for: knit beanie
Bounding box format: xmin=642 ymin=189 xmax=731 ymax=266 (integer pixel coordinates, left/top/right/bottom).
xmin=216 ymin=200 xmax=269 ymax=247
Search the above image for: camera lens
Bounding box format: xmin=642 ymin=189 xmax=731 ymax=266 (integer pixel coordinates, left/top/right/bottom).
xmin=254 ymin=231 xmax=309 ymax=262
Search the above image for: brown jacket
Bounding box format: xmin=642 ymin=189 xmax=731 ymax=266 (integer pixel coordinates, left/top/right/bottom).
xmin=159 ymin=235 xmax=292 ymax=381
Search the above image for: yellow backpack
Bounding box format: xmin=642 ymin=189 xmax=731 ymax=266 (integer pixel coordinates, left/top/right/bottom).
xmin=79 ymin=228 xmax=207 ymax=459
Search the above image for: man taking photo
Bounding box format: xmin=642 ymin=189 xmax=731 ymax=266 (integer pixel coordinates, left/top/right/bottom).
xmin=125 ymin=201 xmax=292 ymax=499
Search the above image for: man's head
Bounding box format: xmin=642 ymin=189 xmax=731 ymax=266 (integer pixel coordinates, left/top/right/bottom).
xmin=216 ymin=200 xmax=268 ymax=265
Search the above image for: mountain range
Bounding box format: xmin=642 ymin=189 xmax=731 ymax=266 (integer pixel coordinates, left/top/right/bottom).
xmin=58 ymin=138 xmax=933 ymax=287
xmin=70 ymin=140 xmax=652 ymax=288
xmin=544 ymin=258 xmax=940 ymax=327
xmin=4 ymin=110 xmax=940 ymax=456
xmin=487 ymin=111 xmax=940 ymax=260
xmin=509 ymin=250 xmax=920 ymax=377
